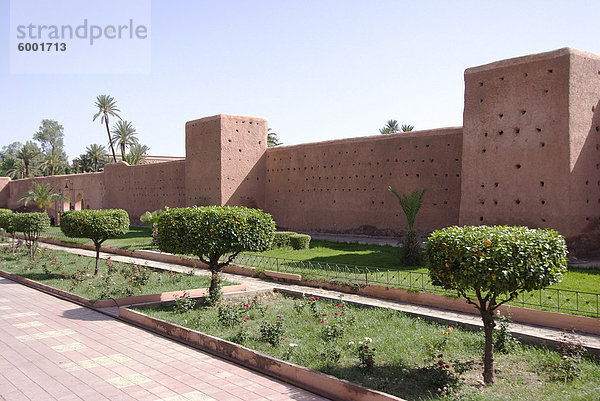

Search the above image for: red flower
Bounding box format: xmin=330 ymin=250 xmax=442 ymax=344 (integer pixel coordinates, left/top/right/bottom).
xmin=322 ymin=313 xmax=327 ymax=316
xmin=372 ymin=348 xmax=376 ymax=351
xmin=438 ymin=360 xmax=444 ymax=365
xmin=444 ymin=364 xmax=450 ymax=369
xmin=243 ymin=317 xmax=249 ymax=322
xmin=366 ymin=358 xmax=372 ymax=363
xmin=364 ymin=345 xmax=369 ymax=349
xmin=320 ymin=319 xmax=325 ymax=323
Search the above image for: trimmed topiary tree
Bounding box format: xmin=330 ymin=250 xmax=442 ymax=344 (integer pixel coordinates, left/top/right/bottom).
xmin=424 ymin=225 xmax=568 ymax=385
xmin=60 ymin=209 xmax=130 ymax=276
xmin=157 ymin=206 xmax=276 ymax=304
xmin=13 ymin=212 xmax=51 ymax=258
xmin=0 ymin=209 xmax=14 ymax=244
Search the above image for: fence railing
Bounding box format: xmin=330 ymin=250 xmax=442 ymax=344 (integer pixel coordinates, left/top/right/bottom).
xmin=231 ymin=253 xmax=600 ymax=318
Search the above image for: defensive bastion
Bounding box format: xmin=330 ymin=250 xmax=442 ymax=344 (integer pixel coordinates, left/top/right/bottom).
xmin=1 ymin=48 xmax=599 ymax=255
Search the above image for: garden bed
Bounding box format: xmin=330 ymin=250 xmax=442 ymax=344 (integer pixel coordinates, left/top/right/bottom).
xmin=126 ymin=291 xmax=600 ymax=401
xmin=0 ymin=246 xmax=241 ymax=307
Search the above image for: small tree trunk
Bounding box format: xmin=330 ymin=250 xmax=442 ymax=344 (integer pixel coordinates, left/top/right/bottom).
xmin=94 ymin=244 xmax=101 ymax=276
xmin=105 ymin=117 xmax=117 ymax=163
xmin=209 ymin=267 xmax=221 ymax=296
xmin=481 ymin=308 xmax=496 ymax=384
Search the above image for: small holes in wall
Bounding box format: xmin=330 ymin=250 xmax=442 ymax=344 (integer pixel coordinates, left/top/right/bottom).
xmin=524 ymin=72 xmax=528 ymax=77
xmin=536 ymin=128 xmax=542 ymax=133
xmin=484 ymin=132 xmax=488 ymax=137
xmin=520 ymin=110 xmax=526 ymax=115
xmin=482 ymin=149 xmax=486 ymax=153
xmin=480 ymin=98 xmax=484 ymax=104
xmin=493 ymin=200 xmax=498 ymax=205
xmin=541 ymin=218 xmax=546 ymax=222
xmin=540 ymin=181 xmax=545 ymax=187
xmin=498 ymin=113 xmax=504 ymax=119
xmin=541 ymin=200 xmax=546 ymax=205
xmin=479 ymin=81 xmax=484 ymax=87
xmin=494 ymin=182 xmax=499 ymax=187
xmin=500 ymin=76 xmax=504 ymax=81
xmin=586 ymin=217 xmax=590 ymax=222
xmin=547 ymin=69 xmax=553 ymax=73
xmin=514 ymin=128 xmax=520 ymax=135
xmin=515 ymin=200 xmax=521 ymax=205
xmin=228 ymin=139 xmax=232 ymax=142
xmin=540 ymin=142 xmax=545 ymax=147
xmin=498 ymin=130 xmax=504 ymax=136
xmin=480 ymin=216 xmax=484 ymax=222
xmin=515 ymin=164 xmax=521 ymax=169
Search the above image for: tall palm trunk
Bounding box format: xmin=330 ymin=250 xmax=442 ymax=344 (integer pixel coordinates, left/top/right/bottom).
xmin=120 ymin=143 xmax=126 ymax=161
xmin=24 ymin=161 xmax=30 ymax=177
xmin=105 ymin=116 xmax=117 ymax=162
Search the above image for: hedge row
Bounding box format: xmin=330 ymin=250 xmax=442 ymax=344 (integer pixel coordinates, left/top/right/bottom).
xmin=272 ymin=231 xmax=311 ymax=250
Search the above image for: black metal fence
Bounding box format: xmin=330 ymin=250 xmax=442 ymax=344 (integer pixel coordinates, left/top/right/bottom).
xmin=232 ymin=253 xmax=600 ymax=318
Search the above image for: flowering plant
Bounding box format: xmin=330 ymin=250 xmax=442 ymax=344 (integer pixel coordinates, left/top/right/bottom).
xmin=173 ymin=292 xmax=196 ymax=314
xmin=356 ymin=337 xmax=376 ymax=368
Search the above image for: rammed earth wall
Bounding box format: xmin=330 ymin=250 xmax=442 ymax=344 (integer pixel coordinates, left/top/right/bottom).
xmin=1 ymin=48 xmax=599 ymax=253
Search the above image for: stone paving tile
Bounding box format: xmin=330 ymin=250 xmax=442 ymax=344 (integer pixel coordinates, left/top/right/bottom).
xmin=0 ymin=277 xmax=329 ymax=401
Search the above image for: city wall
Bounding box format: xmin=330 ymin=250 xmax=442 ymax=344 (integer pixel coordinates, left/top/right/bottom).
xmin=1 ymin=48 xmax=598 ymax=254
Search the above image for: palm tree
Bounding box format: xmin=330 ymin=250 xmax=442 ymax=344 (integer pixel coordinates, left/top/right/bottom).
xmin=401 ymin=124 xmax=415 ymax=132
xmin=6 ymin=160 xmax=26 ymax=179
xmin=267 ymin=128 xmax=282 ymax=147
xmin=85 ymin=144 xmax=107 ymax=172
xmin=388 ymin=187 xmax=426 ymax=265
xmin=125 ymin=143 xmax=149 ymax=165
xmin=111 ymin=120 xmax=139 ymax=160
xmin=16 ymin=141 xmax=41 ymax=177
xmin=93 ymin=95 xmax=122 ymax=163
xmin=19 ymin=181 xmax=67 ymax=211
xmin=41 ymin=152 xmax=67 ymax=176
xmin=379 ymin=120 xmax=400 ymax=135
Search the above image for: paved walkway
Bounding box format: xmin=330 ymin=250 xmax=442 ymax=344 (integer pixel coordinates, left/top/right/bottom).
xmin=0 ymin=277 xmax=328 ymax=401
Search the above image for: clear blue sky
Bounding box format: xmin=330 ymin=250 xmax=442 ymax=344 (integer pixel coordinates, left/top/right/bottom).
xmin=2 ymin=0 xmax=599 ymax=160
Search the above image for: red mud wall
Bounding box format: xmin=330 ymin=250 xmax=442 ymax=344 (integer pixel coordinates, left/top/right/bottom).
xmin=102 ymin=160 xmax=186 ymax=220
xmin=264 ymin=128 xmax=462 ymax=235
xmin=460 ymin=48 xmax=600 ymax=242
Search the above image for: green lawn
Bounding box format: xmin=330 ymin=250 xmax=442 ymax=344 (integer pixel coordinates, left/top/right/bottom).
xmin=37 ymin=228 xmax=600 ymax=311
xmin=134 ymin=291 xmax=600 ymax=401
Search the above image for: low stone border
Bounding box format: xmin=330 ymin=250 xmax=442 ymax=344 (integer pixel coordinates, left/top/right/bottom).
xmin=0 ymin=268 xmax=245 ymax=308
xmin=32 ymin=236 xmax=600 ymax=335
xmin=119 ymin=306 xmax=405 ymax=401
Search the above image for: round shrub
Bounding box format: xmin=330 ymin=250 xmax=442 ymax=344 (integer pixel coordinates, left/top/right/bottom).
xmin=0 ymin=209 xmax=14 ymax=233
xmin=289 ymin=233 xmax=311 ymax=250
xmin=13 ymin=212 xmax=51 ymax=257
xmin=272 ymin=231 xmax=295 ymax=249
xmin=425 ymin=225 xmax=567 ymax=384
xmin=60 ymin=209 xmax=130 ymax=275
xmin=157 ymin=206 xmax=275 ymax=303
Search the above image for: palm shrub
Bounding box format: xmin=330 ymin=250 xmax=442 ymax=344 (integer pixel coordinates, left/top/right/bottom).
xmin=13 ymin=212 xmax=50 ymax=258
xmin=140 ymin=209 xmax=163 ymax=245
xmin=157 ymin=206 xmax=275 ymax=305
xmin=19 ymin=181 xmax=67 ymax=211
xmin=60 ymin=209 xmax=130 ymax=276
xmin=425 ymin=225 xmax=568 ymax=385
xmin=388 ymin=187 xmax=426 ymax=264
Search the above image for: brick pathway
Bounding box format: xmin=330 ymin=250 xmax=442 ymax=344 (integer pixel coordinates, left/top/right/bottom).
xmin=0 ymin=277 xmax=328 ymax=401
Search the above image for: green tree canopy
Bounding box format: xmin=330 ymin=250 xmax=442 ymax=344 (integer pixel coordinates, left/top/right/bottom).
xmin=60 ymin=209 xmax=130 ymax=276
xmin=93 ymin=95 xmax=122 ymax=163
xmin=157 ymin=206 xmax=275 ymax=303
xmin=425 ymin=225 xmax=568 ymax=385
xmin=111 ymin=120 xmax=139 ymax=160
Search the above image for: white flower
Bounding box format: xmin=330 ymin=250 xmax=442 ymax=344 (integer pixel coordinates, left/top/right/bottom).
xmin=347 ymin=340 xmax=355 ymax=346
xmin=289 ymin=343 xmax=298 ymax=348
xmin=364 ymin=337 xmax=373 ymax=343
